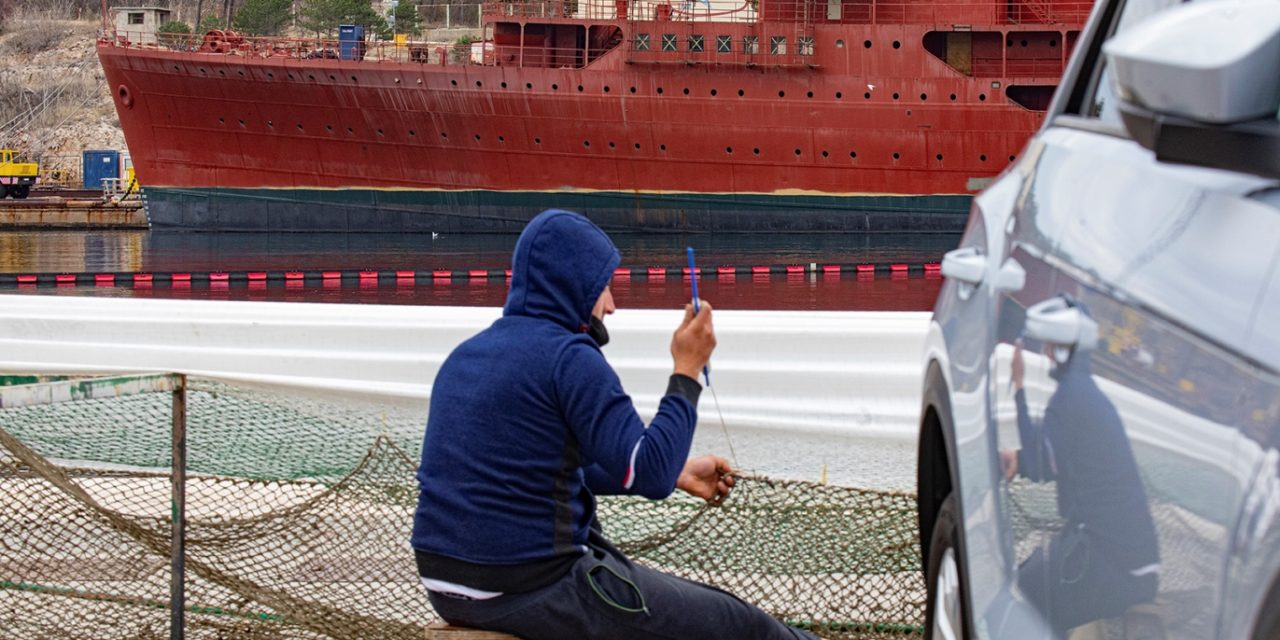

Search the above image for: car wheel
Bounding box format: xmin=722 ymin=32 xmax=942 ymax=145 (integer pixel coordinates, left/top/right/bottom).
xmin=0 ymin=185 xmax=8 ymax=199
xmin=12 ymin=185 xmax=28 ymax=199
xmin=926 ymin=492 xmax=968 ymax=640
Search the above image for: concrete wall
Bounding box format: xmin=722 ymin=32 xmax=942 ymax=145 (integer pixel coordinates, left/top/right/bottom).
xmin=0 ymin=295 xmax=929 ymax=439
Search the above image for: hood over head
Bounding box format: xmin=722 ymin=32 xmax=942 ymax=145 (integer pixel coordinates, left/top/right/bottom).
xmin=504 ymin=210 xmax=621 ymax=332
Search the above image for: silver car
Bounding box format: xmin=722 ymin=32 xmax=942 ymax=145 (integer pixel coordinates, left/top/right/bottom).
xmin=917 ymin=0 xmax=1280 ymax=638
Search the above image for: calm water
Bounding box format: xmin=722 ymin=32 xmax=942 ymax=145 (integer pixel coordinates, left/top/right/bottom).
xmin=0 ymin=230 xmax=958 ymax=310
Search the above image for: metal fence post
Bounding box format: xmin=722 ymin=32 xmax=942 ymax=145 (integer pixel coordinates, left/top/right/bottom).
xmin=170 ymin=374 xmax=187 ymax=640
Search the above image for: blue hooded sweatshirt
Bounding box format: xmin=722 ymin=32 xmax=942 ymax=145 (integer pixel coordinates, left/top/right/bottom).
xmin=411 ymin=210 xmax=702 ymax=593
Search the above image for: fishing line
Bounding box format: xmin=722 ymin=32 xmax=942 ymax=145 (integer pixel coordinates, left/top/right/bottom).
xmin=688 ymin=247 xmax=739 ymax=470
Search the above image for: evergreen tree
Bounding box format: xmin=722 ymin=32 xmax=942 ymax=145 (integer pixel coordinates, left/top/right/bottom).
xmin=232 ymin=0 xmax=292 ymax=36
xmin=197 ymin=13 xmax=227 ymax=31
xmin=298 ymin=0 xmax=387 ymax=37
xmin=390 ymin=1 xmax=422 ymax=36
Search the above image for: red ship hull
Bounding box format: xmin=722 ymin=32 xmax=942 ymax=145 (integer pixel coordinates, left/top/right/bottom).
xmin=98 ymin=0 xmax=1089 ymax=232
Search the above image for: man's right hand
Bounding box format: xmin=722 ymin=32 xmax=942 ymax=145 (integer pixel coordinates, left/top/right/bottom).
xmin=671 ymin=301 xmax=716 ymax=381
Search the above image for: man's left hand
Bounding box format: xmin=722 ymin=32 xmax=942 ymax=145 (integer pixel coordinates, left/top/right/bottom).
xmin=677 ymin=455 xmax=736 ymax=505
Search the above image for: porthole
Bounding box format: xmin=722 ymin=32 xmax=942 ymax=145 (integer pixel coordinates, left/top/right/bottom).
xmin=608 ymin=141 xmax=615 ymax=148
xmin=683 ymin=87 xmax=690 ymax=95
xmin=892 ymin=92 xmax=900 ymax=100
xmin=793 ymin=148 xmax=801 ymax=156
xmin=526 ymin=82 xmax=533 ymax=89
xmin=892 ymin=152 xmax=900 ymax=160
xmin=863 ymin=40 xmax=871 ymax=48
xmin=498 ymin=136 xmax=505 ymax=142
xmin=199 ymin=68 xmax=207 ymax=74
xmin=552 ymin=83 xmax=559 ymax=90
xmin=660 ymin=144 xmax=667 ymax=151
xmin=409 ymin=130 xmax=416 ymax=136
xmin=238 ymin=119 xmax=245 ymax=127
xmin=583 ymin=140 xmax=590 ymax=147
xmin=979 ymin=93 xmax=987 ymax=101
xmin=979 ymin=154 xmax=987 ymax=161
xmin=451 ymin=79 xmax=457 ymax=86
xmin=476 ymin=80 xmax=483 ymax=87
xmin=377 ymin=129 xmax=385 ymax=136
xmin=577 ymin=85 xmax=584 ymax=92
xmin=753 ymin=147 xmax=760 ymax=155
xmin=710 ymin=89 xmax=717 ymax=96
xmin=892 ymin=40 xmax=901 ymax=49
xmin=806 ymin=91 xmax=813 ymax=98
xmin=836 ymin=39 xmax=844 ymax=48
xmin=173 ymin=65 xmax=180 ymax=71
xmin=288 ymin=74 xmax=294 ymax=80
xmin=346 ymin=127 xmax=353 ymax=134
xmin=1020 ymin=39 xmax=1028 ymax=47
xmin=778 ymin=90 xmax=785 ymax=98
xmin=1050 ymin=39 xmax=1058 ymax=47
xmin=604 ymin=86 xmax=611 ymax=93
xmin=634 ymin=143 xmax=641 ymax=149
xmin=656 ymin=87 xmax=664 ymax=94
xmin=535 ymin=137 xmax=541 ymax=144
xmin=394 ymin=77 xmax=401 ymax=84
xmin=849 ymin=151 xmax=857 ymax=158
xmin=738 ymin=89 xmax=745 ymax=97
xmin=835 ymin=91 xmax=843 ymax=99
xmin=326 ymin=125 xmax=333 ymax=132
xmin=936 ymin=153 xmax=943 ymax=161
xmin=906 ymin=110 xmax=912 ymax=116
xmin=821 ymin=150 xmax=829 ymax=158
xmin=297 ymin=123 xmax=304 ymax=131
xmin=218 ymin=117 xmax=225 ymax=124
xmin=441 ymin=132 xmax=449 ymax=139
xmin=350 ymin=75 xmax=358 ymax=82
xmin=417 ymin=78 xmax=423 ymax=85
xmin=630 ymin=86 xmax=637 ymax=93
xmin=920 ymin=93 xmax=928 ymax=100
xmin=329 ymin=74 xmax=336 ymax=81
xmin=864 ymin=92 xmax=871 ymax=99
xmin=475 ymin=134 xmax=481 ymax=141
xmin=266 ymin=72 xmax=273 ymax=79
xmin=1009 ymin=155 xmax=1016 ymax=162
xmin=309 ymin=74 xmax=316 ymax=81
xmin=949 ymin=93 xmax=957 ymax=101
xmin=501 ymin=81 xmax=507 ymax=88
xmin=236 ymin=70 xmax=245 ymax=77
xmin=726 ymin=147 xmax=733 ymax=154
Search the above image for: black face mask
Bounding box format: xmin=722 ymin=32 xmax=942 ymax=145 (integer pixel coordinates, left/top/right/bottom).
xmin=588 ymin=315 xmax=610 ymax=347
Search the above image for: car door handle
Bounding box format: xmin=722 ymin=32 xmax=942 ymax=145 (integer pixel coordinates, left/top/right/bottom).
xmin=941 ymin=247 xmax=986 ymax=285
xmin=1024 ymin=297 xmax=1099 ymax=350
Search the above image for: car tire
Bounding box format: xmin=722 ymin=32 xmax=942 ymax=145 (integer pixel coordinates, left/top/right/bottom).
xmin=0 ymin=185 xmax=7 ymax=199
xmin=925 ymin=492 xmax=969 ymax=640
xmin=12 ymin=185 xmax=28 ymax=199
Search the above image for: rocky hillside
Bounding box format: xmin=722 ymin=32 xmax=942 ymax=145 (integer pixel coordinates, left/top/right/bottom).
xmin=0 ymin=19 xmax=124 ymax=184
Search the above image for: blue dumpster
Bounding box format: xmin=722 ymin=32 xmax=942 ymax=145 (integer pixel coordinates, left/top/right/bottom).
xmin=83 ymin=150 xmax=120 ymax=190
xmin=338 ymin=24 xmax=366 ymax=61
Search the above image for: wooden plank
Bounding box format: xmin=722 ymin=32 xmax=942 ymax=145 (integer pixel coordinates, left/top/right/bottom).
xmin=425 ymin=623 xmax=520 ymax=639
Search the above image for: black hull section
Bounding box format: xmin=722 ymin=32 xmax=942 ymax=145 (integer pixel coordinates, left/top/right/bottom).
xmin=142 ymin=187 xmax=972 ymax=233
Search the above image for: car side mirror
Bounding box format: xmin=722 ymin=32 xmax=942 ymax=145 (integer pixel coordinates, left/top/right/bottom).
xmin=1103 ymin=0 xmax=1280 ymax=179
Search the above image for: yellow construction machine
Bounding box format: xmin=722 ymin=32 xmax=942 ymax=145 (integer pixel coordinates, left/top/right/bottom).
xmin=0 ymin=149 xmax=38 ymax=199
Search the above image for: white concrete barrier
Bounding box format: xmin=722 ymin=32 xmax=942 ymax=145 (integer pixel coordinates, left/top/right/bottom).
xmin=0 ymin=295 xmax=929 ymax=439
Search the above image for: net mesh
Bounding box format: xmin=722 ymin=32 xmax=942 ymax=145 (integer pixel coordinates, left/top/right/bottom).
xmin=0 ymin=375 xmax=924 ymax=639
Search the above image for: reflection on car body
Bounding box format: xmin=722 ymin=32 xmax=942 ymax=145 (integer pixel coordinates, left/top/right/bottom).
xmin=917 ymin=0 xmax=1280 ymax=638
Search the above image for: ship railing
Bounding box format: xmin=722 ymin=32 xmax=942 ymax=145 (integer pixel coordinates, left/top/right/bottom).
xmin=480 ymin=0 xmax=1092 ymax=24
xmin=105 ymin=30 xmax=496 ymax=67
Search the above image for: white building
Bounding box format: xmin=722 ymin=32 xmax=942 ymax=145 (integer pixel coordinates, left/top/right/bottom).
xmin=113 ymin=7 xmax=173 ymax=45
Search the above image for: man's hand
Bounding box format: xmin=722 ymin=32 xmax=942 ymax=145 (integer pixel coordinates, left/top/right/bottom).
xmin=671 ymin=301 xmax=716 ymax=381
xmin=677 ymin=455 xmax=735 ymax=505
xmin=999 ymin=448 xmax=1019 ymax=481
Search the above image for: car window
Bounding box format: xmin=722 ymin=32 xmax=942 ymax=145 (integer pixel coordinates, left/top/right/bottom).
xmin=1083 ymin=0 xmax=1183 ymax=122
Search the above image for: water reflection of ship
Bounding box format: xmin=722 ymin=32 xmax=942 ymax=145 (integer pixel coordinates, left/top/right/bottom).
xmin=98 ymin=0 xmax=1090 ymax=232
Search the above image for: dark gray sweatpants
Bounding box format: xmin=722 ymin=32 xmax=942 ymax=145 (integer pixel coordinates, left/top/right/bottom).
xmin=426 ymin=530 xmax=819 ymax=640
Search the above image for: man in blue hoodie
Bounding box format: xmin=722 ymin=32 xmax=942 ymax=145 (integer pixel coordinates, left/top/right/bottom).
xmin=412 ymin=210 xmax=816 ymax=639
